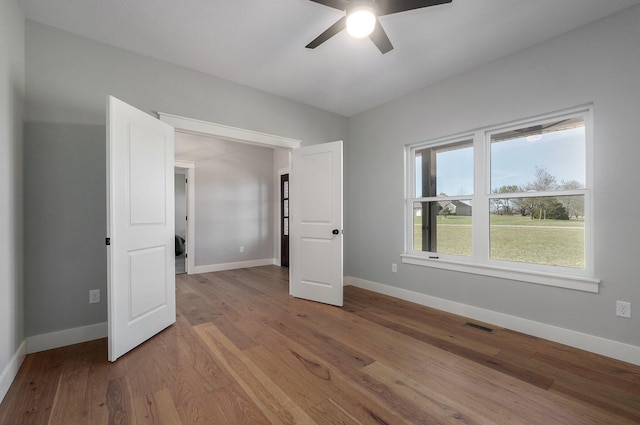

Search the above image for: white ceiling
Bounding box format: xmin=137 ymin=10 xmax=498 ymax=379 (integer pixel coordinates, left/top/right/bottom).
xmin=19 ymin=0 xmax=640 ymax=117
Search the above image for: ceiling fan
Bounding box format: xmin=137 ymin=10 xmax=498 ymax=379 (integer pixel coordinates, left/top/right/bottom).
xmin=305 ymin=0 xmax=453 ymax=54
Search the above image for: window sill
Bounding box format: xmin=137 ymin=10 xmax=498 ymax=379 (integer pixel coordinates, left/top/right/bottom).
xmin=401 ymin=254 xmax=600 ymax=293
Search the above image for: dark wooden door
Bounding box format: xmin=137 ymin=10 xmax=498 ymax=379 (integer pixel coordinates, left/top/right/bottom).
xmin=281 ymin=173 xmax=289 ymax=267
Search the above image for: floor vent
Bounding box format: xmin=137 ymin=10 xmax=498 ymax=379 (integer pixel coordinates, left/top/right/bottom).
xmin=464 ymin=322 xmax=496 ymax=333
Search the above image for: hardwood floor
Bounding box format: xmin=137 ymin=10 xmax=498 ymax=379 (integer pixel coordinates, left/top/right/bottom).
xmin=1 ymin=265 xmax=639 ymax=424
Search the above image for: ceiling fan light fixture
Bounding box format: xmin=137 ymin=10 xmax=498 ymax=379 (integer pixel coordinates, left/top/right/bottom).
xmin=346 ymin=6 xmax=376 ymax=38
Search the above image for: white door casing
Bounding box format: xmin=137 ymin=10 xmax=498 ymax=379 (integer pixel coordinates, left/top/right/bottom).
xmin=290 ymin=141 xmax=343 ymax=306
xmin=107 ymin=96 xmax=176 ymax=362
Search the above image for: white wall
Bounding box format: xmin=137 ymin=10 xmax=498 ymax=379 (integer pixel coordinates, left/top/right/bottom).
xmin=176 ymin=132 xmax=276 ymax=269
xmin=346 ymin=5 xmax=640 ymax=351
xmin=0 ymin=0 xmax=25 ymax=401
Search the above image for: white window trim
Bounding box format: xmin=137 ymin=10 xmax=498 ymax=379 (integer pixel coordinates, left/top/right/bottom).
xmin=404 ymin=105 xmax=599 ymax=292
xmin=401 ymin=255 xmax=599 ymax=292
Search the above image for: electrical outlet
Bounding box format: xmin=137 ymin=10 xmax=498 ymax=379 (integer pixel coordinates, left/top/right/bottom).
xmin=616 ymin=301 xmax=631 ymax=318
xmin=239 ymin=246 xmax=244 ymax=253
xmin=391 ymin=263 xmax=397 ymax=273
xmin=89 ymin=289 xmax=100 ymax=304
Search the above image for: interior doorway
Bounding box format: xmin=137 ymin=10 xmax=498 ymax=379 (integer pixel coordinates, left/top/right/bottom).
xmin=174 ymin=160 xmax=195 ymax=274
xmin=160 ymin=113 xmax=301 ymax=277
xmin=174 ymin=168 xmax=187 ymax=274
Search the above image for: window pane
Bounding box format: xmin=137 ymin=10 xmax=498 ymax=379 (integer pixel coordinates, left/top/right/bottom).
xmin=413 ymin=200 xmax=472 ymax=256
xmin=490 ymin=117 xmax=585 ymax=194
xmin=489 ymin=196 xmax=585 ymax=268
xmin=415 ymin=140 xmax=473 ymax=198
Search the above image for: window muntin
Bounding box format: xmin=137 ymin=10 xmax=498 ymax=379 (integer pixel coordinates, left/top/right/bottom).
xmin=406 ymin=108 xmax=592 ymax=282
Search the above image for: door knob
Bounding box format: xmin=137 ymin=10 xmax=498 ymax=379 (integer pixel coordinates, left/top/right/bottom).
xmin=332 ymin=229 xmax=340 ymax=235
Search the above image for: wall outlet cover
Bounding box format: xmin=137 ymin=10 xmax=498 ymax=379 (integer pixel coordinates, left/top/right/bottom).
xmin=89 ymin=289 xmax=100 ymax=304
xmin=616 ymin=301 xmax=631 ymax=318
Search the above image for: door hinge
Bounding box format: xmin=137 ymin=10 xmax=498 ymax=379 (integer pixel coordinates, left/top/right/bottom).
xmin=106 ymin=237 xmax=111 ymax=246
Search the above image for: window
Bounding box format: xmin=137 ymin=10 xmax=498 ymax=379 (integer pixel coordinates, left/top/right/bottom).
xmin=404 ymin=107 xmax=597 ymax=291
xmin=412 ymin=140 xmax=474 ymax=256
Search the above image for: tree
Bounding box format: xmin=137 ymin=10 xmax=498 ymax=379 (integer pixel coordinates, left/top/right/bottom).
xmin=529 ymin=166 xmax=558 ymax=191
xmin=522 ymin=166 xmax=557 ymax=220
xmin=491 ymin=168 xmax=583 ymax=220
xmin=546 ymin=200 xmax=570 ymax=220
xmin=558 ymin=179 xmax=585 ymax=218
xmin=491 ymin=185 xmax=519 ymax=215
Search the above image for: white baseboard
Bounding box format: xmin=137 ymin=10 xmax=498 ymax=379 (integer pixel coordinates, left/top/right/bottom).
xmin=345 ymin=276 xmax=640 ymax=366
xmin=0 ymin=340 xmax=27 ymax=404
xmin=23 ymin=258 xmax=275 ymax=355
xmin=192 ymin=258 xmax=276 ymax=274
xmin=27 ymin=322 xmax=108 ymax=354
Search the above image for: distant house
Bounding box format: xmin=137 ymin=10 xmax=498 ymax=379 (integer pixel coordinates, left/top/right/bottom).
xmin=414 ymin=200 xmax=472 ymax=217
xmin=438 ymin=200 xmax=472 ymax=216
xmin=452 ymin=200 xmax=472 ymax=216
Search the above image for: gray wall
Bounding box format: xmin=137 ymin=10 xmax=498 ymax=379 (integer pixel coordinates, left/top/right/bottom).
xmin=0 ymin=0 xmax=25 ymax=387
xmin=24 ymin=21 xmax=348 ymax=337
xmin=24 ymin=123 xmax=107 ymax=334
xmin=176 ymin=132 xmax=276 ymax=266
xmin=346 ymin=5 xmax=640 ymax=347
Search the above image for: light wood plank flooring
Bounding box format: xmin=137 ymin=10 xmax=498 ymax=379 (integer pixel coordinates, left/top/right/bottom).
xmin=1 ymin=266 xmax=639 ymax=424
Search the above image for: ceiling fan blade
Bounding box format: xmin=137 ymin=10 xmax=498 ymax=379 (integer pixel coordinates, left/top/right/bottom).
xmin=306 ymin=16 xmax=347 ymax=49
xmin=307 ymin=0 xmax=349 ymax=11
xmin=376 ymin=0 xmax=452 ymax=16
xmin=369 ymin=19 xmax=393 ymax=54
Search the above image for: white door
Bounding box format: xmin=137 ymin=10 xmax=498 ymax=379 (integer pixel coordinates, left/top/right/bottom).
xmin=290 ymin=141 xmax=343 ymax=306
xmin=107 ymin=96 xmax=176 ymax=362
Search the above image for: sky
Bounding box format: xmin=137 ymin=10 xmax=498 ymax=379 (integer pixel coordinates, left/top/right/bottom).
xmin=416 ymin=127 xmax=585 ymax=197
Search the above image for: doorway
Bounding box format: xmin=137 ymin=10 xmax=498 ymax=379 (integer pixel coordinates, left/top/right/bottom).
xmin=174 ymin=160 xmax=195 ymax=274
xmin=174 ymin=168 xmax=187 ymax=274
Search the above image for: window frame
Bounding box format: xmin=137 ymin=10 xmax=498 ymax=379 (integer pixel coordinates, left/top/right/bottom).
xmin=403 ymin=106 xmax=598 ymax=292
xmin=410 ymin=138 xmax=475 ymax=255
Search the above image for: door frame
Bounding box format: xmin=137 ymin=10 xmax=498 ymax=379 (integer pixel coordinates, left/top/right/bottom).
xmin=275 ymin=168 xmax=291 ymax=267
xmin=174 ymin=160 xmax=195 ymax=274
xmin=158 ymin=113 xmax=301 ymax=150
xmin=276 ymin=167 xmax=290 ymax=266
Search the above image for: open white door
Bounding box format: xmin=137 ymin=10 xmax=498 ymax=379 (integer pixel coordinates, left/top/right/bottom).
xmin=290 ymin=141 xmax=343 ymax=306
xmin=107 ymin=96 xmax=176 ymax=361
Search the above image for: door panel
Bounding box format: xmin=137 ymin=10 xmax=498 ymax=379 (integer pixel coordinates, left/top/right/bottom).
xmin=107 ymin=96 xmax=176 ymax=361
xmin=290 ymin=141 xmax=343 ymax=306
xmin=129 ymin=124 xmax=167 ymax=224
xmin=129 ymin=246 xmax=167 ymax=320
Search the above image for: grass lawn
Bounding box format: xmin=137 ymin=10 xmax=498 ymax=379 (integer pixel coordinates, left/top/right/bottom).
xmin=413 ymin=214 xmax=584 ymax=268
